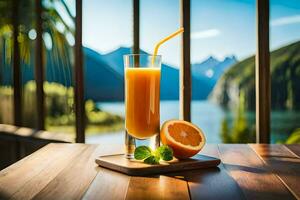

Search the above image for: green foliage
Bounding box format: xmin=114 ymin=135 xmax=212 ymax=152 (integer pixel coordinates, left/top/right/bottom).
xmin=215 ymin=41 xmax=300 ymax=143
xmin=285 ymin=128 xmax=300 ymax=144
xmin=21 ymin=81 xmax=74 ymax=127
xmin=221 ymin=118 xmax=232 ymax=143
xmin=0 ymin=81 xmax=124 ymax=134
xmin=220 ymin=92 xmax=255 ymax=143
xmin=0 ymin=0 xmax=74 ymax=65
xmin=212 ymin=41 xmax=300 ymax=111
xmin=85 ymin=100 xmax=123 ymax=127
xmin=0 ymin=86 xmax=13 ymax=124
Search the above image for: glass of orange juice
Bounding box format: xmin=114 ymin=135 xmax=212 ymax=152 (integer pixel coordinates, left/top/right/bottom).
xmin=123 ymin=54 xmax=161 ymax=158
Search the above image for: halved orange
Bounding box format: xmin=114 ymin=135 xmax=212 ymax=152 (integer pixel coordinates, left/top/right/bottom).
xmin=160 ymin=120 xmax=206 ymax=159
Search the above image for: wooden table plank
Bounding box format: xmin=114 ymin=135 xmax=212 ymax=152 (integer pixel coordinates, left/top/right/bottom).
xmin=0 ymin=144 xmax=299 ymax=200
xmin=83 ymin=145 xmax=130 ymax=200
xmin=125 ymin=175 xmax=190 ymax=200
xmin=250 ymin=144 xmax=300 ymax=199
xmin=83 ymin=168 xmax=130 ymax=200
xmin=0 ymin=144 xmax=78 ymax=199
xmin=218 ymin=144 xmax=295 ymax=200
xmin=11 ymin=144 xmax=87 ymax=200
xmin=184 ymin=145 xmax=245 ymax=200
xmin=32 ymin=145 xmax=101 ymax=200
xmin=286 ymin=144 xmax=300 ymax=158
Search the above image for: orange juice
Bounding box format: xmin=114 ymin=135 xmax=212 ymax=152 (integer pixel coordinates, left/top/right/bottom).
xmin=125 ymin=67 xmax=160 ymax=139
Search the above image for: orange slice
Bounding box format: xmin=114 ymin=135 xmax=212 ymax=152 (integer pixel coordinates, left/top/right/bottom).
xmin=160 ymin=120 xmax=206 ymax=159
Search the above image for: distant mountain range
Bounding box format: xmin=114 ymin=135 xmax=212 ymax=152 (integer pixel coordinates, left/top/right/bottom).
xmin=84 ymin=47 xmax=237 ymax=101
xmin=0 ymin=47 xmax=237 ymax=101
xmin=192 ymin=55 xmax=237 ymax=81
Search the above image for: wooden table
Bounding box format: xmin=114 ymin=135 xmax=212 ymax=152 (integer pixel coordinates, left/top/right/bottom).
xmin=0 ymin=144 xmax=299 ymax=200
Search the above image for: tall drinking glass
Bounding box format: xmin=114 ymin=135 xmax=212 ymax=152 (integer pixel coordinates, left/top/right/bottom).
xmin=123 ymin=54 xmax=161 ymax=158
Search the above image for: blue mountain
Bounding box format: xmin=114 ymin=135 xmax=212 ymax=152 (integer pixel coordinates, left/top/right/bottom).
xmin=192 ymin=55 xmax=237 ymax=81
xmin=97 ymin=47 xmax=226 ymax=100
xmin=96 ymin=47 xmax=237 ymax=101
xmin=84 ymin=47 xmax=180 ymax=100
xmin=84 ymin=48 xmax=124 ymax=101
xmin=1 ymin=46 xmax=236 ymax=101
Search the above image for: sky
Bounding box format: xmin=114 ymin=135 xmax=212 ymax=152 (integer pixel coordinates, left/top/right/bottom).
xmin=82 ymin=0 xmax=300 ymax=66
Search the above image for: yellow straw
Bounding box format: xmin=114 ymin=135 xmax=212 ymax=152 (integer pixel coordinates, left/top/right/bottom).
xmin=152 ymin=27 xmax=184 ymax=65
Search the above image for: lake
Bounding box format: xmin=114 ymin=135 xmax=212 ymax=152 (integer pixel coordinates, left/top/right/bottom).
xmin=86 ymin=100 xmax=300 ymax=144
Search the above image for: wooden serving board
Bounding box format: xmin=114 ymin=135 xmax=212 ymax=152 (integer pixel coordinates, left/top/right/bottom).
xmin=95 ymin=154 xmax=221 ymax=176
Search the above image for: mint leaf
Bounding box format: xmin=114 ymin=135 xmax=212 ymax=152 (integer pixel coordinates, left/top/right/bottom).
xmin=134 ymin=145 xmax=173 ymax=164
xmin=134 ymin=146 xmax=152 ymax=160
xmin=157 ymin=145 xmax=173 ymax=161
xmin=144 ymin=155 xmax=160 ymax=164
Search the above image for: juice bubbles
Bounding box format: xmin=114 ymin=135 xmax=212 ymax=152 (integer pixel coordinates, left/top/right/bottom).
xmin=125 ymin=67 xmax=160 ymax=139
